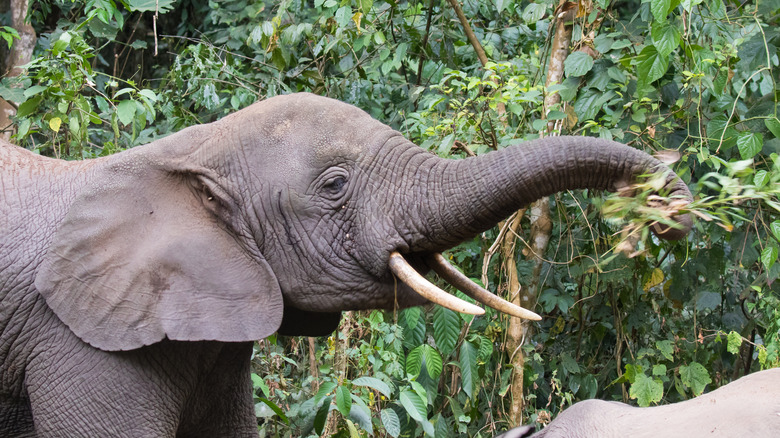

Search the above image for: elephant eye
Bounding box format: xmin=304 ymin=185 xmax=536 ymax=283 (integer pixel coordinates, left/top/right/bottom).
xmin=323 ymin=176 xmax=347 ymax=194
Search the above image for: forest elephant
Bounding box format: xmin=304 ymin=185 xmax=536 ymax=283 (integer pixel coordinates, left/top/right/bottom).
xmin=495 ymin=367 xmax=780 ymax=438
xmin=0 ymin=93 xmax=692 ymax=436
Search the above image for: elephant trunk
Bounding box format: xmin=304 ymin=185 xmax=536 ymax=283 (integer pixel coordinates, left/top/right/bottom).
xmin=386 ymin=136 xmax=692 ymax=319
xmin=411 ymin=136 xmax=692 ymax=253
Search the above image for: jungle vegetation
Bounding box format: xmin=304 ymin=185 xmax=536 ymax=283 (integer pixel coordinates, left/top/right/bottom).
xmin=1 ymin=0 xmax=779 ymax=436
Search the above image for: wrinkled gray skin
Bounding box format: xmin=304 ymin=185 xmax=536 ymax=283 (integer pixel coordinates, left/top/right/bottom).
xmin=0 ymin=93 xmax=692 ymax=436
xmin=496 ymin=368 xmax=780 ymax=438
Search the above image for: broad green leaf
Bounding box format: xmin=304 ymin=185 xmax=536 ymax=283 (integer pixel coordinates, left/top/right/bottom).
xmin=353 ymin=376 xmax=393 ymax=399
xmin=707 ymin=115 xmax=738 ymax=148
xmin=257 ymin=397 xmax=289 ymax=424
xmin=313 ymin=395 xmax=332 ymax=435
xmin=16 ymin=96 xmax=42 ymax=118
xmin=655 ymin=340 xmax=674 ymax=361
xmin=629 ymin=373 xmax=663 ymax=406
xmin=315 ymin=380 xmax=338 ymax=403
xmin=23 ymin=85 xmax=48 ymax=98
xmin=695 ymin=291 xmax=721 ymax=311
xmin=127 ymin=0 xmax=176 ymax=13
xmin=346 ymin=419 xmax=360 ymax=438
xmin=765 ymin=118 xmax=780 ymax=138
xmin=458 ymin=340 xmax=478 ymax=398
xmin=636 ymin=46 xmax=669 ymax=89
xmin=116 ymin=100 xmax=136 ymax=126
xmin=399 ymin=390 xmax=427 ymax=422
xmin=495 ymin=0 xmax=507 ymax=14
xmin=561 ymin=352 xmax=580 ymax=374
xmin=359 ymin=0 xmax=373 ymax=12
xmin=348 ymin=398 xmax=373 ymax=434
xmin=651 ymin=23 xmax=681 ymax=58
xmin=564 ymin=51 xmax=594 ymax=77
xmin=771 ymin=221 xmax=780 ymax=242
xmin=381 ymin=408 xmax=401 ymax=437
xmin=754 ymin=170 xmax=770 ymax=188
xmin=727 ymin=331 xmax=742 ymax=354
xmin=680 ymin=362 xmax=711 ymax=396
xmin=423 ymin=345 xmax=443 ymax=379
xmin=680 ymin=0 xmax=703 ymax=11
xmin=476 ymin=335 xmax=492 ymax=362
xmin=737 ymin=132 xmax=763 ymax=159
xmin=651 ymin=0 xmax=671 ymax=22
xmin=522 ymin=3 xmax=547 ymax=24
xmin=433 ymin=306 xmax=459 ymax=357
xmin=761 ymin=244 xmax=778 ymax=270
xmin=336 ymin=386 xmax=352 ymax=417
xmin=406 ymin=346 xmax=423 ymax=378
xmin=251 ymin=374 xmax=270 ymax=398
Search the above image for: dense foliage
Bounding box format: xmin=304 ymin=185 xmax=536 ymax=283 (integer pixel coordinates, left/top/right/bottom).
xmin=2 ymin=0 xmax=779 ymax=436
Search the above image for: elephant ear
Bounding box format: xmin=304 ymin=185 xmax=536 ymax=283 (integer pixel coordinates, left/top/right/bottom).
xmin=35 ymin=138 xmax=283 ymax=352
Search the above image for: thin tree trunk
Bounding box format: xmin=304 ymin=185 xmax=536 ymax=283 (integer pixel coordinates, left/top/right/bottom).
xmin=504 ymin=1 xmax=577 ymax=425
xmin=1 ymin=0 xmax=36 ymax=141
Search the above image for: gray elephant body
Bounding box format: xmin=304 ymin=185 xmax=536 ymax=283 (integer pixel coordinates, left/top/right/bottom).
xmin=499 ymin=368 xmax=780 ymax=438
xmin=1 ymin=147 xmax=259 ymax=436
xmin=0 ymin=93 xmax=692 ymax=436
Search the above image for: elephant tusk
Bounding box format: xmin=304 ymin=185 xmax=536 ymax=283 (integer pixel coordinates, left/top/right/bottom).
xmin=425 ymin=253 xmax=542 ymax=321
xmin=388 ymin=251 xmax=485 ymax=316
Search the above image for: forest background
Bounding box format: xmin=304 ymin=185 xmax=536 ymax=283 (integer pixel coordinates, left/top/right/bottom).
xmin=1 ymin=0 xmax=779 ymax=436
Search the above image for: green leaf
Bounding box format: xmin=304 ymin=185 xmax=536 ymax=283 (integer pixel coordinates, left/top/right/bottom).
xmin=737 ymin=132 xmax=763 ymax=159
xmin=651 ymin=0 xmax=672 ymax=22
xmin=251 ymin=374 xmax=270 ymax=398
xmin=636 ymin=45 xmax=669 ymax=89
xmin=336 ymin=386 xmax=352 ymax=417
xmin=359 ymin=0 xmax=373 ymax=12
xmin=651 ymin=23 xmax=681 ymax=58
xmin=629 ymin=373 xmax=664 ymax=406
xmin=257 ymin=397 xmax=290 ymax=424
xmin=761 ymin=244 xmax=779 ymax=270
xmin=564 ymin=51 xmax=595 ymax=77
xmin=765 ymin=118 xmax=780 ymax=138
xmin=313 ymin=395 xmax=332 ymax=435
xmin=771 ymin=221 xmax=780 ymax=242
xmin=348 ymin=396 xmax=374 ymax=434
xmin=315 ymin=380 xmax=338 ymax=403
xmin=23 ymin=85 xmax=48 ymax=98
xmin=727 ymin=331 xmax=742 ymax=354
xmin=127 ymin=0 xmax=176 ymax=13
xmin=424 ymin=345 xmax=443 ymax=379
xmin=754 ymin=170 xmax=769 ymax=188
xmin=353 ymin=376 xmax=393 ymax=399
xmin=381 ymin=408 xmax=401 ymax=437
xmin=16 ymin=96 xmax=42 ymax=118
xmin=561 ymin=352 xmax=580 ymax=374
xmin=433 ymin=306 xmax=459 ymax=358
xmin=458 ymin=340 xmax=478 ymax=398
xmin=346 ymin=419 xmax=360 ymax=438
xmin=116 ymin=99 xmax=136 ymax=126
xmin=399 ymin=390 xmax=427 ymax=422
xmin=680 ymin=0 xmax=703 ymax=12
xmin=679 ymin=362 xmax=711 ymax=396
xmin=707 ymin=114 xmax=738 ymax=148
xmin=522 ymin=3 xmax=547 ymax=24
xmin=655 ymin=340 xmax=674 ymax=361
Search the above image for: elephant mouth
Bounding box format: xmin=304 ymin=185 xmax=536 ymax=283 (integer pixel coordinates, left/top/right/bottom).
xmin=387 ymin=251 xmax=541 ymax=321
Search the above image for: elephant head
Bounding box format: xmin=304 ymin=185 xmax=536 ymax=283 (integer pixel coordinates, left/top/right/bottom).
xmin=34 ymin=93 xmax=692 ymax=351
